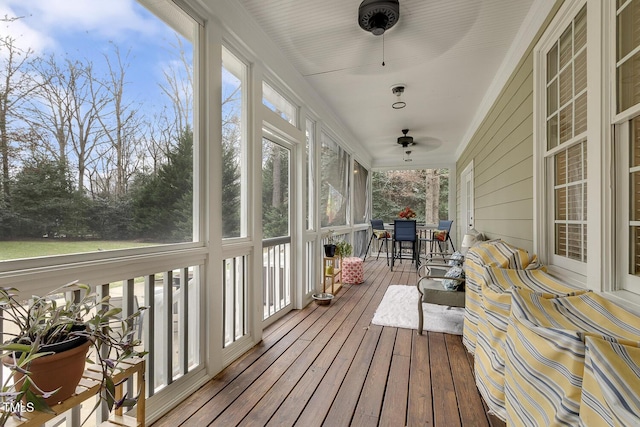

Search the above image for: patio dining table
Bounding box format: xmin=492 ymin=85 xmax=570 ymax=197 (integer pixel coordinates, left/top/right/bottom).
xmin=384 ymin=222 xmax=438 ymax=264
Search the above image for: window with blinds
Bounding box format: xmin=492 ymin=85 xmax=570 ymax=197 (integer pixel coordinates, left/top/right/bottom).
xmin=617 ymin=0 xmax=640 ymax=279
xmin=617 ymin=0 xmax=640 ymax=113
xmin=631 ymin=117 xmax=640 ymax=275
xmin=546 ymin=5 xmax=587 ymax=264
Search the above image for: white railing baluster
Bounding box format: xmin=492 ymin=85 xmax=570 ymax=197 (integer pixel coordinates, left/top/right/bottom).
xmin=144 ymin=274 xmax=155 ymax=397
xmin=179 ymin=267 xmax=189 ymax=375
xmin=123 ymin=278 xmax=135 ymax=400
xmin=261 ymin=238 xmax=291 ymax=321
xmin=232 ymin=258 xmax=238 ymax=341
xmin=163 ymin=271 xmax=173 ymax=385
xmin=96 ymin=283 xmax=110 ymax=424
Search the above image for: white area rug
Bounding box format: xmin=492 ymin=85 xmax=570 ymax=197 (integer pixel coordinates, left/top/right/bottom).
xmin=371 ymin=285 xmax=465 ymax=335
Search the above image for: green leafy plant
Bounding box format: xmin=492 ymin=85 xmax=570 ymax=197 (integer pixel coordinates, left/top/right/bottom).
xmin=0 ymin=281 xmax=147 ymax=424
xmin=335 ymin=240 xmax=353 ymax=258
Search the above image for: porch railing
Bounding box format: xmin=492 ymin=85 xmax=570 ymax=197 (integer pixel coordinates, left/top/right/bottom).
xmin=0 ymin=261 xmax=203 ymax=426
xmin=262 ymin=237 xmax=291 ymax=320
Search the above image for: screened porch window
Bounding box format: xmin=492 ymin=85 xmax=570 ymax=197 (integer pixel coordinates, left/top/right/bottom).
xmin=305 ymin=118 xmax=315 ymax=231
xmin=353 ymin=160 xmax=369 ymax=225
xmin=262 ymin=82 xmax=297 ymax=127
xmin=221 ymin=48 xmax=247 ymax=239
xmin=0 ymin=0 xmax=197 ymax=262
xmin=320 ymin=134 xmax=350 ymax=227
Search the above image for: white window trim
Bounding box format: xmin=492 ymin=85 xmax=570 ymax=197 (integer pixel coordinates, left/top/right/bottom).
xmin=461 ymin=160 xmax=474 ymax=235
xmin=534 ymin=0 xmax=609 ymax=290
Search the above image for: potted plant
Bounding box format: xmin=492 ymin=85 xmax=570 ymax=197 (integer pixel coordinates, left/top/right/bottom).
xmin=335 ymin=240 xmax=353 ymax=259
xmin=0 ymin=281 xmax=147 ymax=424
xmin=323 ymin=230 xmax=337 ymax=257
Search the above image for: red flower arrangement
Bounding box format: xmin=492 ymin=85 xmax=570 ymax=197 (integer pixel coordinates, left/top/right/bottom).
xmin=398 ymin=206 xmax=416 ymax=219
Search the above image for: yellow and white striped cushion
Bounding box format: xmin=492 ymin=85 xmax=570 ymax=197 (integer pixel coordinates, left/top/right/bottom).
xmin=579 ymin=336 xmax=640 ymax=427
xmin=462 ymin=240 xmax=543 ymax=354
xmin=474 ymin=268 xmax=583 ymax=421
xmin=504 ymin=288 xmax=640 ymax=427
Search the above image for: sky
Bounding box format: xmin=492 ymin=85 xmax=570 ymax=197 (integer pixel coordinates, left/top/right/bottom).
xmin=0 ymin=0 xmax=192 ymax=111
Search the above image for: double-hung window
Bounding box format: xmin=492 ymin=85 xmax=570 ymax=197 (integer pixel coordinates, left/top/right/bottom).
xmin=537 ymin=3 xmax=589 ymax=278
xmin=615 ymin=0 xmax=640 ymax=294
xmin=536 ymin=0 xmax=640 ymax=297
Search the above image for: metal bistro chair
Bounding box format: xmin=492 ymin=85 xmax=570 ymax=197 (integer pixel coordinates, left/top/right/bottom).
xmin=364 ymin=219 xmax=391 ymax=263
xmin=420 ymin=219 xmax=455 ymax=256
xmin=390 ymin=219 xmax=418 ymax=271
xmin=416 ymin=252 xmax=466 ymax=335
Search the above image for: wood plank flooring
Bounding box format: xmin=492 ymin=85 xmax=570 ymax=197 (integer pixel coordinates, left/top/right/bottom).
xmin=153 ymin=258 xmax=504 ymax=427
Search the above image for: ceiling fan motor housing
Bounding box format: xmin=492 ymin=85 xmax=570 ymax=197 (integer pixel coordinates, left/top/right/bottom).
xmin=397 ymin=129 xmax=414 ymax=147
xmin=358 ymin=0 xmax=400 ymax=36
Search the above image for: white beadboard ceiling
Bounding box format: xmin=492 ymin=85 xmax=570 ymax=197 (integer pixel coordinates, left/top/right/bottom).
xmin=237 ymin=0 xmax=537 ymax=168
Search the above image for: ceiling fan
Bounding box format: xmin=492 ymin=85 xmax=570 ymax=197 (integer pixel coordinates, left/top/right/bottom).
xmin=358 ymin=0 xmax=400 ymax=36
xmin=397 ymin=129 xmax=415 ymax=162
xmin=397 ymin=129 xmax=415 ymax=147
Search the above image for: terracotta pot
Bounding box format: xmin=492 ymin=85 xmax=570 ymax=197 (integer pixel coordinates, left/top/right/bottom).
xmin=3 ymin=339 xmax=91 ymax=405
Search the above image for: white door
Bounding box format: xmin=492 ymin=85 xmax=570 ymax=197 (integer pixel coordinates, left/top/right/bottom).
xmin=262 ymin=137 xmax=294 ymax=323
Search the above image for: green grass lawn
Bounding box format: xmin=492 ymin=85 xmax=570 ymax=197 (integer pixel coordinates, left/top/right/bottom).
xmin=0 ymin=240 xmax=157 ymax=261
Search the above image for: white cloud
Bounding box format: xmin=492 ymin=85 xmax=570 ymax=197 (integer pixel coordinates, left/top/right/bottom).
xmin=0 ymin=4 xmax=56 ymax=54
xmin=1 ymin=0 xmax=164 ymax=53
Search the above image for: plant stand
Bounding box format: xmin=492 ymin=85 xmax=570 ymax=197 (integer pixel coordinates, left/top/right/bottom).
xmin=3 ymin=359 xmax=146 ymax=427
xmin=323 ymin=256 xmax=342 ymax=295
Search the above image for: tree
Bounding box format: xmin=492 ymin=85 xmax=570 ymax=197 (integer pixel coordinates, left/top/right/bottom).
xmin=130 ymin=128 xmax=192 ymax=241
xmin=372 ymin=169 xmax=449 ymax=223
xmin=11 ymin=158 xmax=80 ymax=237
xmin=0 ymin=26 xmax=39 ymax=201
xmin=29 ymin=55 xmax=108 ymax=193
xmin=220 ymin=68 xmax=242 ymax=238
xmin=424 ymin=169 xmax=440 ymax=223
xmin=159 ymin=35 xmax=193 ymax=138
xmin=221 ymin=118 xmax=241 ymax=238
xmin=262 ymin=141 xmax=289 ymax=239
xmin=98 ymin=45 xmax=142 ymax=198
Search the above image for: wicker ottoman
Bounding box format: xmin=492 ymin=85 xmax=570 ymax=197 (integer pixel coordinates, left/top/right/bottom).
xmin=342 ymin=257 xmax=364 ymax=284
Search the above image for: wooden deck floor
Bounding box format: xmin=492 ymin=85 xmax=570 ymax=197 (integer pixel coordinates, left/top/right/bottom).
xmin=153 ymin=258 xmax=504 ymax=427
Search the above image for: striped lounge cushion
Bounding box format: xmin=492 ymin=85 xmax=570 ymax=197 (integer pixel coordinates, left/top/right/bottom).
xmin=579 ymin=336 xmax=640 ymax=427
xmin=474 ymin=268 xmax=583 ymax=421
xmin=504 ymin=288 xmax=640 ymax=427
xmin=462 ymin=240 xmax=543 ymax=355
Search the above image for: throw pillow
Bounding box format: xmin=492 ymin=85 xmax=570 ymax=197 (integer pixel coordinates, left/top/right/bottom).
xmin=442 ymin=266 xmax=465 ymax=291
xmin=433 ymin=230 xmax=447 ymax=241
xmin=373 ymin=230 xmax=390 ymax=239
xmin=448 ymin=251 xmax=464 ymax=267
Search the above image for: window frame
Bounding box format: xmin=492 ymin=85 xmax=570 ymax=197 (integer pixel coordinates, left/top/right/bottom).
xmin=0 ymin=0 xmax=205 ymax=275
xmin=221 ymin=46 xmax=250 ymax=241
xmin=533 ymin=0 xmax=608 ymax=289
xmin=613 ymin=0 xmax=640 ymax=296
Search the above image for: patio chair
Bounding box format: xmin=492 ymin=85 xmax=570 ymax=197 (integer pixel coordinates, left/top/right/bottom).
xmin=420 ymin=219 xmax=455 ymax=255
xmin=416 ymin=252 xmax=465 ymax=334
xmin=364 ymin=219 xmax=390 ymax=263
xmin=390 ymin=219 xmax=418 ymax=271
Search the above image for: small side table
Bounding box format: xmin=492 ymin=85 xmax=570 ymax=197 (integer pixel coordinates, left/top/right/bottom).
xmin=323 ymin=256 xmax=342 ymax=295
